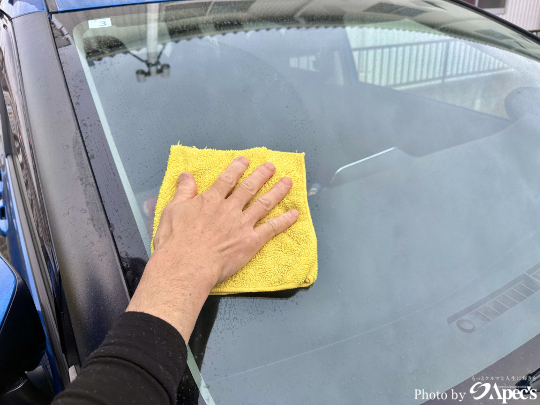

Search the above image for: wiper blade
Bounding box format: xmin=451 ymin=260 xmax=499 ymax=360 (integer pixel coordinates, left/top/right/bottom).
xmin=516 ymin=367 xmax=540 ymax=393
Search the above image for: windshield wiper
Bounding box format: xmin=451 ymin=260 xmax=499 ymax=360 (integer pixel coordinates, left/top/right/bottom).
xmin=516 ymin=367 xmax=540 ymax=393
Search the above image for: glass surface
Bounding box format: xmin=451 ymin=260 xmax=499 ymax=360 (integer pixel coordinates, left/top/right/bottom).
xmin=68 ymin=0 xmax=540 ymax=403
xmin=478 ymin=0 xmax=506 ymax=9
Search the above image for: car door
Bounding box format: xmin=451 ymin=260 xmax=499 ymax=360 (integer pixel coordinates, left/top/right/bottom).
xmin=0 ymin=12 xmax=68 ymax=392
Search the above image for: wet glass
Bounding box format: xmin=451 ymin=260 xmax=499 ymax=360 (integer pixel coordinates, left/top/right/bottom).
xmin=478 ymin=0 xmax=506 ymax=9
xmin=65 ymin=0 xmax=540 ymax=403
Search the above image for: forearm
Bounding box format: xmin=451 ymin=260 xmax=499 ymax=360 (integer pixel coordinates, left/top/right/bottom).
xmin=51 ymin=158 xmax=297 ymax=404
xmin=126 ymin=250 xmax=215 ymax=342
xmin=52 ymin=312 xmax=187 ymax=405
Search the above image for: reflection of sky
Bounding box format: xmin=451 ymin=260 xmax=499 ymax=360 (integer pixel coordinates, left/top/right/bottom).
xmin=84 ymin=27 xmax=540 ymax=404
xmin=346 ymin=21 xmax=445 ymax=47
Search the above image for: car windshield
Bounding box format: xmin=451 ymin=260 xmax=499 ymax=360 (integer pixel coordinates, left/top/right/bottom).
xmin=56 ymin=0 xmax=540 ymax=403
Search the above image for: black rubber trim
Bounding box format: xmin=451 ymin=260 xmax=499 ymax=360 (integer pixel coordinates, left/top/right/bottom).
xmin=53 ymin=14 xmax=150 ymax=294
xmin=12 ymin=12 xmax=129 ymax=362
xmin=446 ymin=0 xmax=540 ymax=46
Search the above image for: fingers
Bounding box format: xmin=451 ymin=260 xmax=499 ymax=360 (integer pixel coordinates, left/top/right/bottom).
xmin=243 ymin=177 xmax=293 ymax=224
xmin=208 ymin=157 xmax=249 ymax=199
xmin=228 ymin=162 xmax=275 ymax=208
xmin=254 ymin=209 xmax=299 ymax=245
xmin=172 ymin=172 xmax=198 ymax=201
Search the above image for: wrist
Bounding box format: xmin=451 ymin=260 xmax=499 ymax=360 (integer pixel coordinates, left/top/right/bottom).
xmin=150 ymin=248 xmax=220 ymax=292
xmin=126 ymin=253 xmax=216 ymax=341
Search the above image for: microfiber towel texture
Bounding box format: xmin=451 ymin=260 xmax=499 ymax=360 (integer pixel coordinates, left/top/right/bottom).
xmin=152 ymin=145 xmax=318 ymax=295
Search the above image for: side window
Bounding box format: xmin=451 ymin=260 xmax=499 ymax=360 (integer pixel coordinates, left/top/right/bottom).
xmin=463 ymin=0 xmax=506 ymax=14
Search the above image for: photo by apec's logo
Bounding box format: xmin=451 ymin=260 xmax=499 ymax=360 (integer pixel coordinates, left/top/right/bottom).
xmin=415 ymin=379 xmax=537 ymax=403
xmin=469 ymin=382 xmax=537 ymax=403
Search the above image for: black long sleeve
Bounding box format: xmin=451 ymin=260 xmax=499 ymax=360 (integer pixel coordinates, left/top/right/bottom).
xmin=52 ymin=312 xmax=187 ymax=405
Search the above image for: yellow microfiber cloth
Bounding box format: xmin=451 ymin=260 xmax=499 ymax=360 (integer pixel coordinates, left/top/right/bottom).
xmin=152 ymin=145 xmax=318 ymax=295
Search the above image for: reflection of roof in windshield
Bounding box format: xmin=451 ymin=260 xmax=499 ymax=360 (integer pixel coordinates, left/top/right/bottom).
xmin=61 ymin=0 xmax=540 ymax=63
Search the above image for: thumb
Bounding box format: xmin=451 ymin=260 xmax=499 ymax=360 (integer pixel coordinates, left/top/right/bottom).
xmin=174 ymin=172 xmax=197 ymax=201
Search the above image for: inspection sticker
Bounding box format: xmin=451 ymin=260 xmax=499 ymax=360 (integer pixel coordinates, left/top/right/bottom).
xmin=89 ymin=18 xmax=112 ymax=29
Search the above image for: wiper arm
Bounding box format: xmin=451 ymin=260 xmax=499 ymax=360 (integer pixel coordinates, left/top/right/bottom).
xmin=516 ymin=367 xmax=540 ymax=393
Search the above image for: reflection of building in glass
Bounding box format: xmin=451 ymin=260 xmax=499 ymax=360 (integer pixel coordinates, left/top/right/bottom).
xmin=462 ymin=0 xmax=507 ymax=16
xmin=463 ymin=0 xmax=540 ymax=37
xmin=345 ymin=25 xmax=538 ymax=117
xmin=461 ymin=0 xmax=540 ymax=34
xmin=347 ymin=27 xmax=507 ymax=88
xmin=352 ymin=37 xmax=507 ymax=88
xmin=468 ymin=0 xmax=540 ymax=33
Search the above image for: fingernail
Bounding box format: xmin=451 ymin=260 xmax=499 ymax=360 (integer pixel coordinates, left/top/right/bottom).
xmin=235 ymin=156 xmax=249 ymax=166
xmin=179 ymin=172 xmax=189 ymax=180
xmin=290 ymin=209 xmax=299 ymax=218
xmin=282 ymin=177 xmax=292 ymax=186
xmin=265 ymin=162 xmax=275 ymax=171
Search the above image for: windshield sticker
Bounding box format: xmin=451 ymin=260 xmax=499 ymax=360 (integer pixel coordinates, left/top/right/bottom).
xmin=89 ymin=18 xmax=111 ymax=29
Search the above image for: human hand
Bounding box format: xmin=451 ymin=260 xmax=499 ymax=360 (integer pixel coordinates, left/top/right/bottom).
xmin=127 ymin=157 xmax=298 ymax=340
